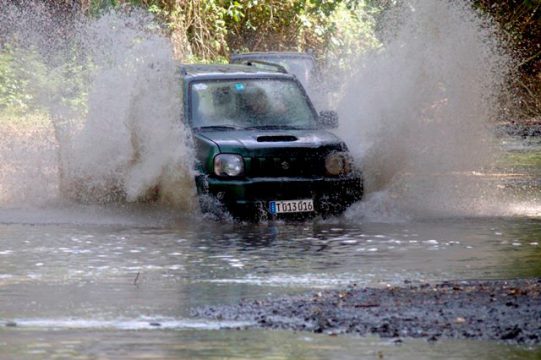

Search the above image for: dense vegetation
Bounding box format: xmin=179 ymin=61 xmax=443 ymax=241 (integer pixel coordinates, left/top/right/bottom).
xmin=472 ymin=0 xmax=541 ymax=118
xmin=0 ymin=0 xmax=540 ymax=119
xmin=77 ymin=0 xmax=380 ymax=61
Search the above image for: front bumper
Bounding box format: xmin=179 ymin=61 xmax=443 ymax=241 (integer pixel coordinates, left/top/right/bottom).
xmin=195 ymin=174 xmax=363 ymax=218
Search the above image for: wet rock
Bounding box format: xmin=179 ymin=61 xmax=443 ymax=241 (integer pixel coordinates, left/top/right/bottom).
xmin=501 ymin=325 xmax=522 ymax=340
xmin=193 ymin=278 xmax=541 ymax=345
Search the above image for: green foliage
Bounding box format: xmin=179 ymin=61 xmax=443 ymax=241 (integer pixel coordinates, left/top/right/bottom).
xmin=81 ymin=0 xmax=382 ymax=62
xmin=320 ymin=2 xmax=381 ymax=64
xmin=0 ymin=44 xmax=88 ymax=115
xmin=225 ymin=0 xmax=381 ymax=61
xmin=0 ymin=45 xmax=47 ymax=113
xmin=0 ymin=46 xmax=24 ymax=110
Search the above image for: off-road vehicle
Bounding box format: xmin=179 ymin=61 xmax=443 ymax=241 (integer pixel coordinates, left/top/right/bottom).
xmin=180 ymin=64 xmax=362 ymax=219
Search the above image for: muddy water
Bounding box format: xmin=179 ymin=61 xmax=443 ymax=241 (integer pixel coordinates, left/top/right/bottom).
xmin=0 ymin=133 xmax=539 ymax=359
xmin=0 ymin=206 xmax=540 ymax=358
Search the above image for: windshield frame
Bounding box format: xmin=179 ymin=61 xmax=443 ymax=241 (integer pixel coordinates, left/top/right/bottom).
xmin=187 ymin=76 xmax=319 ymax=131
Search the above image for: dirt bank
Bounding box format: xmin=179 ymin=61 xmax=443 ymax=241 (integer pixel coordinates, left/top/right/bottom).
xmin=194 ymin=278 xmax=541 ymax=345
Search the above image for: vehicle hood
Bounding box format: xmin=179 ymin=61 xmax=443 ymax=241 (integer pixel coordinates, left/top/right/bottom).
xmin=195 ymin=129 xmax=346 ymax=156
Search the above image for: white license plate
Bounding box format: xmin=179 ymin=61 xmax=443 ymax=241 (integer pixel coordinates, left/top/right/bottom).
xmin=269 ymin=199 xmax=314 ymax=214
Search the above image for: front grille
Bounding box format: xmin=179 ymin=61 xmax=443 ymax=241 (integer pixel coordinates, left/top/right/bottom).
xmin=249 ymin=155 xmax=324 ymax=177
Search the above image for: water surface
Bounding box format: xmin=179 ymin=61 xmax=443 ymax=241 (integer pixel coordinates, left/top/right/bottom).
xmin=0 ymin=209 xmax=540 ymax=359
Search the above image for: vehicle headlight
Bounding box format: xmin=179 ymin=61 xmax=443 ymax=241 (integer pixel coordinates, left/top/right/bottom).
xmin=325 ymin=152 xmax=352 ymax=176
xmin=214 ymin=154 xmax=244 ymax=177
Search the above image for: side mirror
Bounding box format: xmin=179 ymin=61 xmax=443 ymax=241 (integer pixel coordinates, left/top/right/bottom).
xmin=318 ymin=110 xmax=339 ymax=129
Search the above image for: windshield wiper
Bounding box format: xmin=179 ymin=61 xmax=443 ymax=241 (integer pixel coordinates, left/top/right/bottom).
xmin=195 ymin=125 xmax=240 ymax=131
xmin=244 ymin=125 xmax=305 ymax=130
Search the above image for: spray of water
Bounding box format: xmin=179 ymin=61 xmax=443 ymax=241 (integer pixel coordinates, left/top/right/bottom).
xmin=335 ymin=0 xmax=515 ymax=220
xmin=0 ymin=3 xmax=195 ymax=212
xmin=0 ymin=1 xmax=535 ymax=222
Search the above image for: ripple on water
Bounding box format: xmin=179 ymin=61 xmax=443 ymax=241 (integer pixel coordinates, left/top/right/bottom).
xmin=1 ymin=318 xmax=254 ymax=331
xmin=199 ymin=274 xmax=379 ymax=288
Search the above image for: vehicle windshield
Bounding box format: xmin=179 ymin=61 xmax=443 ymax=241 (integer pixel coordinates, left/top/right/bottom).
xmin=190 ymin=79 xmax=317 ymax=130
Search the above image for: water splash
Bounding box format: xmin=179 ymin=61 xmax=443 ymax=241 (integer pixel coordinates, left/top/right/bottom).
xmin=0 ymin=1 xmax=536 ymax=221
xmin=0 ymin=3 xmax=195 ymax=210
xmin=336 ymin=0 xmax=514 ymax=219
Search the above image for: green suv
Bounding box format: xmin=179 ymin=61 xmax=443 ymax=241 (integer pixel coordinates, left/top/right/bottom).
xmin=181 ymin=64 xmax=363 ymax=219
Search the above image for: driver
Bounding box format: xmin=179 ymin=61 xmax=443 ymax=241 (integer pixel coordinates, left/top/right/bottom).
xmin=242 ymin=87 xmax=270 ymax=120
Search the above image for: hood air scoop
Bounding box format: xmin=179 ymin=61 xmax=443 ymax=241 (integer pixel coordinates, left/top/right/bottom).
xmin=257 ymin=135 xmax=298 ymax=142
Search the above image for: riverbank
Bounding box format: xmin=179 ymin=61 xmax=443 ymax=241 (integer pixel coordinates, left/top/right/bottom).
xmin=194 ymin=278 xmax=541 ymax=345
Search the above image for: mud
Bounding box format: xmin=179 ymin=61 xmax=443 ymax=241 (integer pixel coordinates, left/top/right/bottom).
xmin=194 ymin=279 xmax=541 ymax=345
